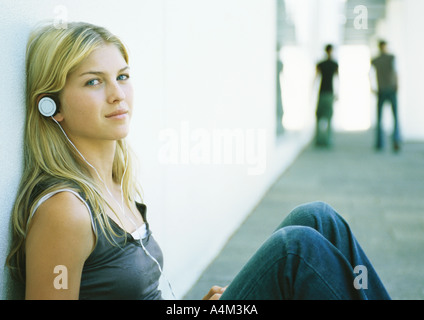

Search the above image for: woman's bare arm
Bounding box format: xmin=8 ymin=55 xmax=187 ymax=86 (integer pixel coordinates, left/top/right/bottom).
xmin=25 ymin=192 xmax=95 ymax=299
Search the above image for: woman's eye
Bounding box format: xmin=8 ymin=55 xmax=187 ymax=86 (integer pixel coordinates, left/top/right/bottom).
xmin=117 ymin=74 xmax=130 ymax=81
xmin=86 ymin=79 xmax=100 ymax=86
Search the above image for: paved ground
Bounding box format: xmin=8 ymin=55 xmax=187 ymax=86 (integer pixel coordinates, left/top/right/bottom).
xmin=184 ymin=130 xmax=424 ymax=300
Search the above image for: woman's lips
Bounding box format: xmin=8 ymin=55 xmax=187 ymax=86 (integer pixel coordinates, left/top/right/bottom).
xmin=105 ymin=109 xmax=129 ymax=119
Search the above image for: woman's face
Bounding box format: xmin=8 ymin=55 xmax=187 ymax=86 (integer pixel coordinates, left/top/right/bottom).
xmin=57 ymin=43 xmax=133 ymax=144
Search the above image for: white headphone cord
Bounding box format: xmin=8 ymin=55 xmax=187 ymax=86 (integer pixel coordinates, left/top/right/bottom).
xmin=52 ymin=117 xmax=176 ymax=299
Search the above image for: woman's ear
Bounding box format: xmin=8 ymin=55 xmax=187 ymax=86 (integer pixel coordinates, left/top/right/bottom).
xmin=53 ymin=111 xmax=64 ymax=122
xmin=52 ymin=94 xmax=64 ymax=122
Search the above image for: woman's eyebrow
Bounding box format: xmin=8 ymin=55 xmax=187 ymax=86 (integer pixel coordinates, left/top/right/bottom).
xmin=79 ymin=66 xmax=130 ymax=77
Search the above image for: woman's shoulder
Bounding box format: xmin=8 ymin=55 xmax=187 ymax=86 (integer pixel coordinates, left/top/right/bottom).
xmin=28 ymin=189 xmax=94 ymax=241
xmin=28 ymin=176 xmax=96 ymax=230
xmin=38 ymin=190 xmax=91 ymax=218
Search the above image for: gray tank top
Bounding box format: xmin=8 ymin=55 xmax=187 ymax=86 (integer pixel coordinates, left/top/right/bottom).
xmin=29 ymin=186 xmax=163 ymax=299
xmin=79 ymin=201 xmax=164 ymax=300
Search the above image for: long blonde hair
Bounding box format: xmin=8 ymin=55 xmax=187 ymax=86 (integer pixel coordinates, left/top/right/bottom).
xmin=6 ymin=21 xmax=142 ymax=282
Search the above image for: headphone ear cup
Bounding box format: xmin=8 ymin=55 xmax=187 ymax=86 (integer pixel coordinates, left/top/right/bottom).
xmin=38 ymin=96 xmax=57 ymax=117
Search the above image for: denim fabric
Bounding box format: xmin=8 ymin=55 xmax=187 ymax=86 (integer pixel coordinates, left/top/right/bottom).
xmin=376 ymin=89 xmax=400 ymax=149
xmin=220 ymin=201 xmax=390 ymax=300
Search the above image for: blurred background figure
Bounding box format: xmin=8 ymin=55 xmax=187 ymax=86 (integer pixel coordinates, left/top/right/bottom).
xmin=315 ymin=44 xmax=339 ymax=147
xmin=370 ymin=40 xmax=401 ymax=152
xmin=276 ymin=44 xmax=284 ymax=136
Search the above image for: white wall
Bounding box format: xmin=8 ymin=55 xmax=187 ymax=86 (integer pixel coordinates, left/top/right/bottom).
xmin=152 ymin=0 xmax=276 ymax=297
xmin=397 ymin=0 xmax=424 ymax=141
xmin=0 ymin=0 xmax=314 ymax=299
xmin=136 ymin=0 xmax=316 ymax=298
xmin=0 ymin=0 xmax=29 ymax=300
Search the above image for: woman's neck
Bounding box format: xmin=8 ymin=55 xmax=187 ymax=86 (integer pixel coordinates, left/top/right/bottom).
xmin=71 ymin=136 xmax=118 ymax=189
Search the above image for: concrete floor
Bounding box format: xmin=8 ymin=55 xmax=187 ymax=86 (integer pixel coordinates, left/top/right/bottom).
xmin=184 ymin=130 xmax=424 ymax=300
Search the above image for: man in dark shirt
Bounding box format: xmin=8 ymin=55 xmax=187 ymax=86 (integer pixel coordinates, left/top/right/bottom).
xmin=371 ymin=40 xmax=401 ymax=151
xmin=315 ymin=44 xmax=338 ymax=147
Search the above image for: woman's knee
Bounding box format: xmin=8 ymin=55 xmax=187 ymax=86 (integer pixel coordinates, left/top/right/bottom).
xmin=282 ymin=201 xmax=342 ymax=229
xmin=270 ymin=225 xmax=322 ymax=255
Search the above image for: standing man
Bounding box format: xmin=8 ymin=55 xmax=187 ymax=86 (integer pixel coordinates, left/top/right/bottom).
xmin=315 ymin=44 xmax=339 ymax=147
xmin=371 ymin=40 xmax=401 ymax=151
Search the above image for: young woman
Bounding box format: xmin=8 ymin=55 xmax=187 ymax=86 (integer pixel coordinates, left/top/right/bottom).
xmin=7 ymin=21 xmax=391 ymax=300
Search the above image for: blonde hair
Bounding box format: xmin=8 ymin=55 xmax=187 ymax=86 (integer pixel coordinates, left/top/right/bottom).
xmin=6 ymin=21 xmax=142 ymax=282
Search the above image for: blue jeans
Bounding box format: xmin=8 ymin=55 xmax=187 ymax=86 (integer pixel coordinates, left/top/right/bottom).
xmin=220 ymin=202 xmax=390 ymax=300
xmin=376 ymin=89 xmax=400 ymax=149
xmin=315 ymin=93 xmax=334 ymax=147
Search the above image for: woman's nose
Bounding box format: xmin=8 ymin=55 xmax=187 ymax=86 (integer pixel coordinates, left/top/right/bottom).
xmin=107 ymin=81 xmax=126 ymax=104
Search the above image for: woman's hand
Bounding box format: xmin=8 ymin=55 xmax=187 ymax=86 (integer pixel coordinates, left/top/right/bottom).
xmin=202 ymin=285 xmax=228 ymax=300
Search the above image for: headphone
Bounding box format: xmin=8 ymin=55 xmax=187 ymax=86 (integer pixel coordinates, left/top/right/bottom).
xmin=37 ymin=94 xmax=59 ymax=117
